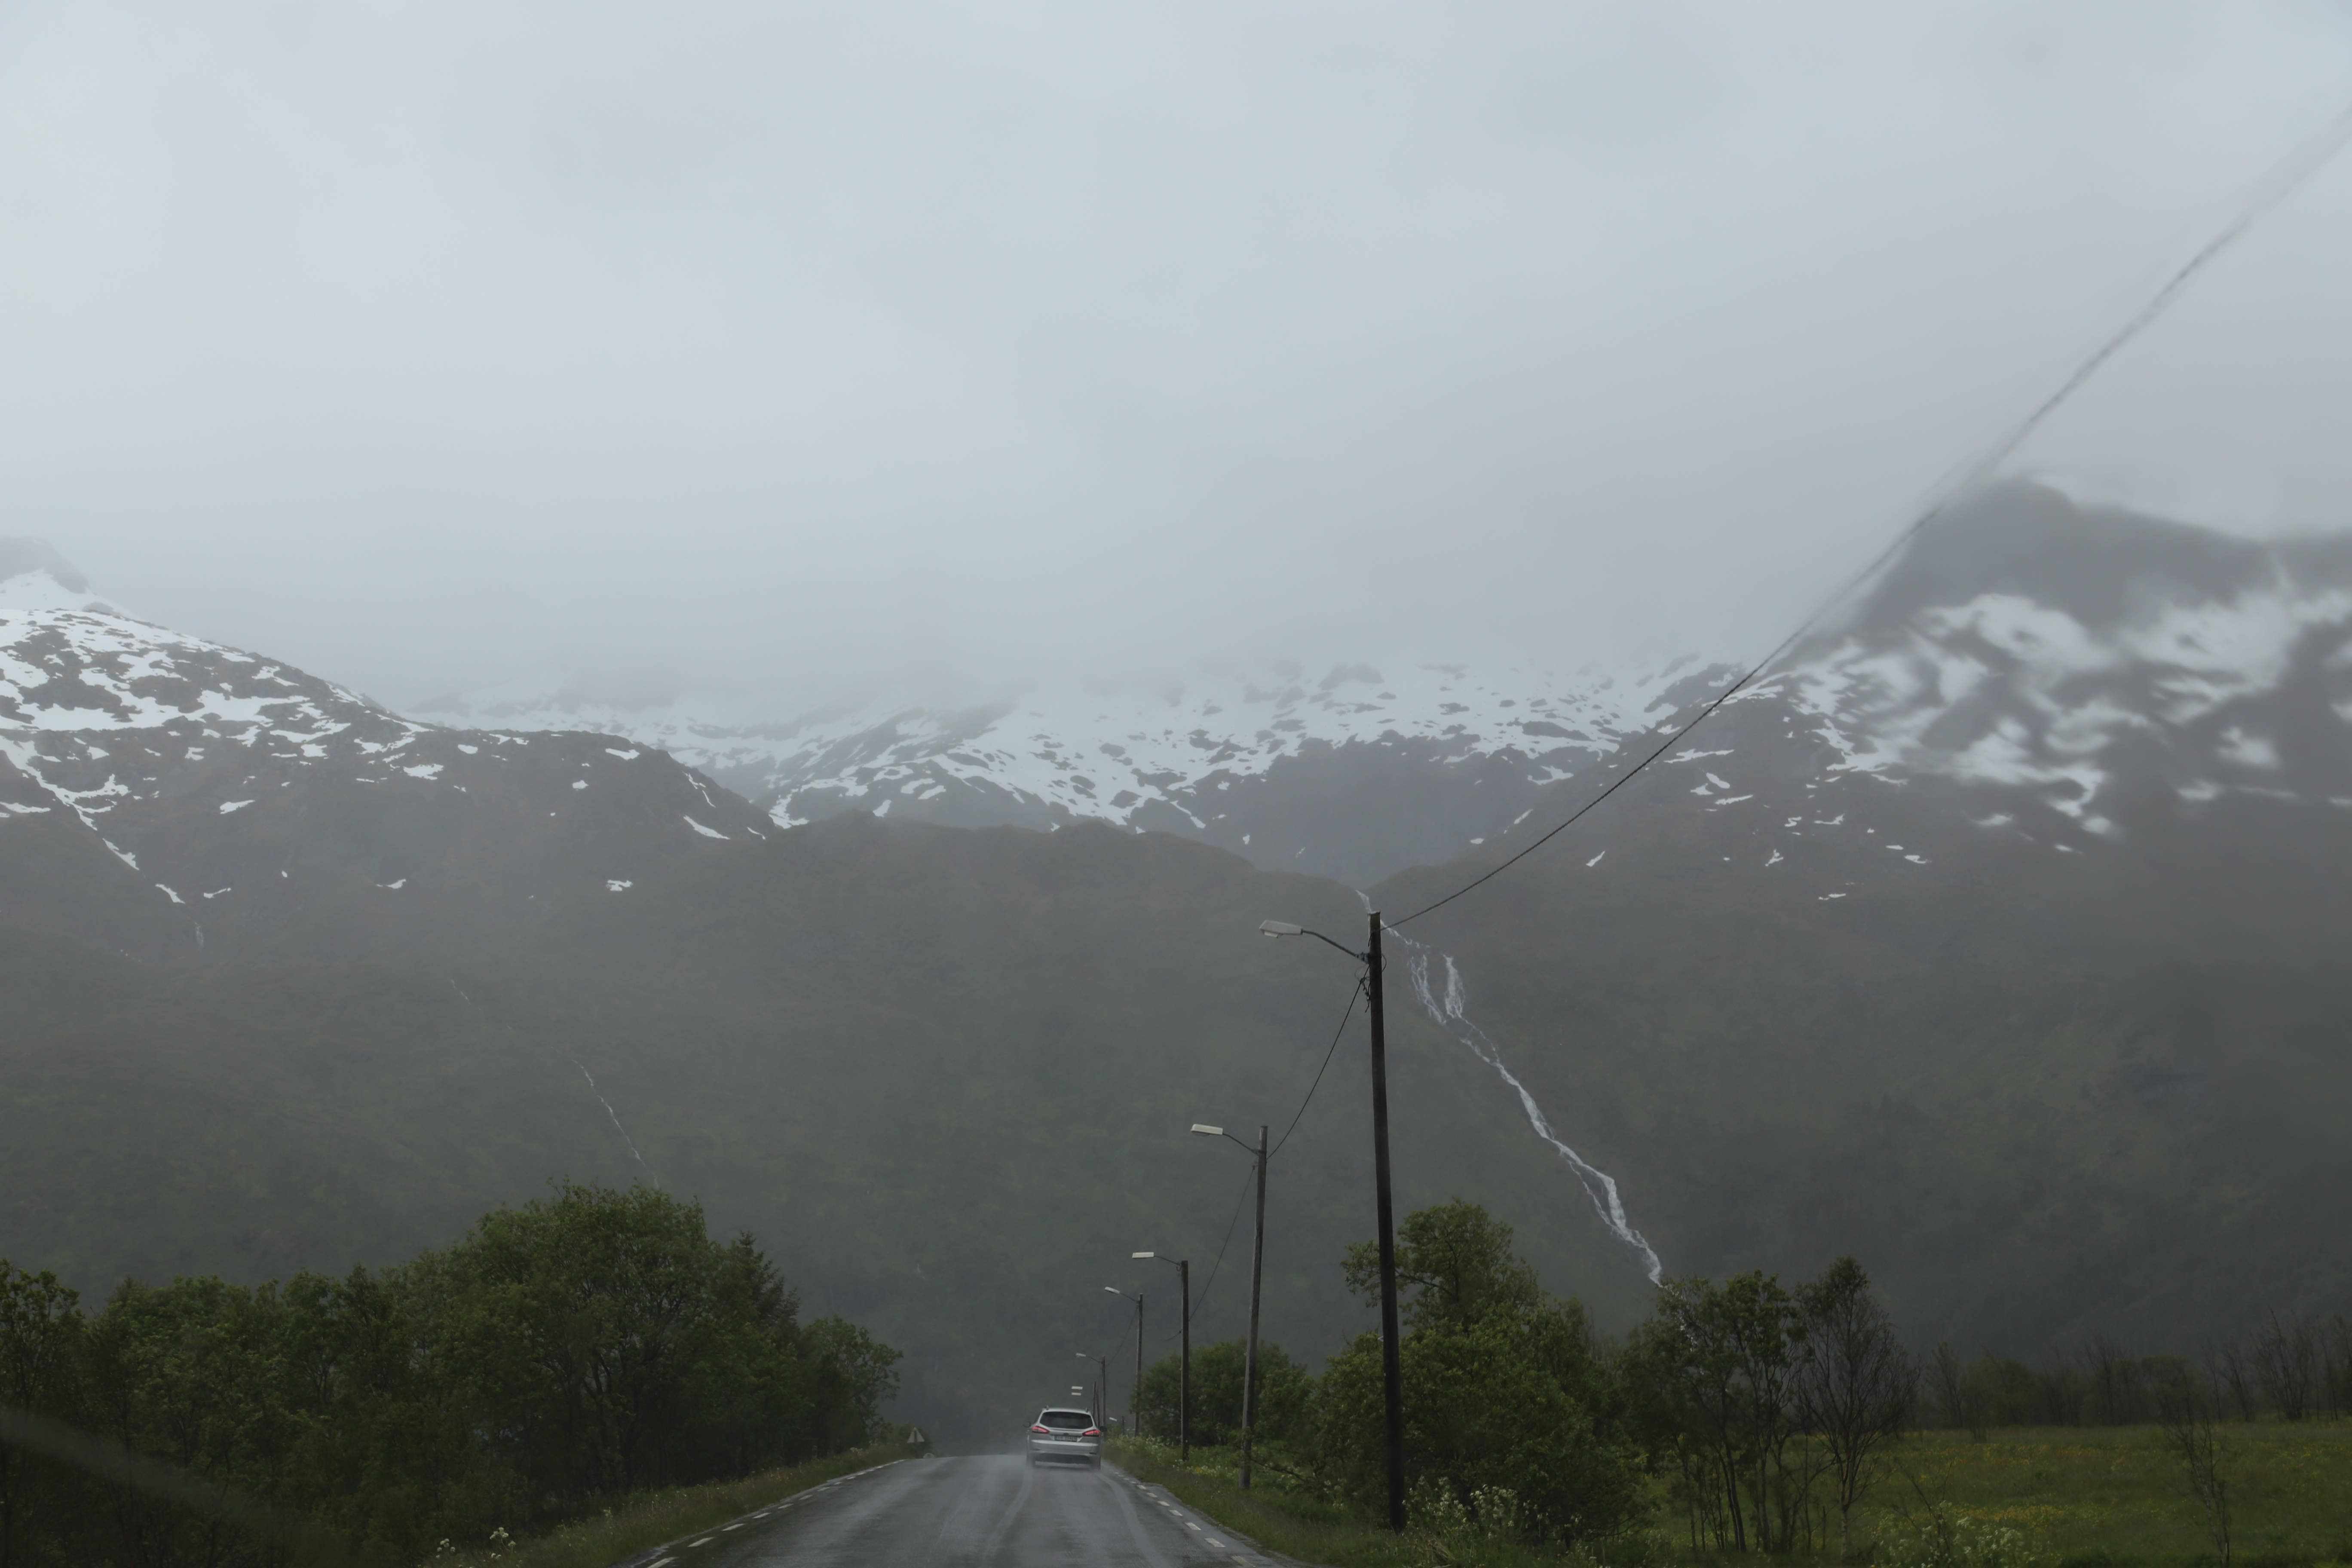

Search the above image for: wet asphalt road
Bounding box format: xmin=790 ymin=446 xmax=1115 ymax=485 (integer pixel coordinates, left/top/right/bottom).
xmin=631 ymin=1455 xmax=1281 ymax=1568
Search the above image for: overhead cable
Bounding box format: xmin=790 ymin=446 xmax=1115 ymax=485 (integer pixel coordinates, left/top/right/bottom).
xmin=1272 ymin=980 xmax=1364 ymax=1158
xmin=1167 ymin=1160 xmax=1259 ymax=1337
xmin=1390 ymin=92 xmax=2352 ymax=933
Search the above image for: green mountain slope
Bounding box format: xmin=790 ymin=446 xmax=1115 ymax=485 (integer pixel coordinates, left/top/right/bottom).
xmin=6 ymin=648 xmax=2349 ymax=1450
xmin=1373 ymin=775 xmax=2352 ymax=1359
xmin=0 ymin=814 xmax=1662 ymax=1448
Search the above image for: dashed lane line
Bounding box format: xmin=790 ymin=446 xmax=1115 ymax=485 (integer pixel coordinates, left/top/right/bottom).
xmin=1115 ymin=1475 xmax=1295 ymax=1568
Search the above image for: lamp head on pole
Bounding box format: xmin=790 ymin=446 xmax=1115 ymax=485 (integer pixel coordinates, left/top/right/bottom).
xmin=1258 ymin=920 xmax=1302 ymax=938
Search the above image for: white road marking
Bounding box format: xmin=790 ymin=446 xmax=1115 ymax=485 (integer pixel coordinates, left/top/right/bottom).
xmin=1187 ymin=1522 xmax=1202 ymax=1531
xmin=689 ymin=1538 xmax=713 ymax=1547
xmin=1206 ymin=1539 xmax=1226 ymax=1548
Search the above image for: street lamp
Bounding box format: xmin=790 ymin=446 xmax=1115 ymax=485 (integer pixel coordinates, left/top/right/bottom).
xmin=1106 ymin=1286 xmax=1143 ymax=1436
xmin=1260 ymin=911 xmax=1406 ymax=1534
xmin=1133 ymin=1251 xmax=1190 ymax=1461
xmin=1193 ymin=1122 xmax=1270 ymax=1488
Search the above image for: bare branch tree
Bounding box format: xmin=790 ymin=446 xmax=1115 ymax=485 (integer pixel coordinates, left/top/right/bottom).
xmin=2155 ymin=1351 xmax=2233 ymax=1568
xmin=2252 ymin=1309 xmax=2318 ymax=1423
xmin=2214 ymin=1338 xmax=2259 ymax=1423
xmin=2325 ymin=1314 xmax=2352 ymax=1422
xmin=1929 ymin=1342 xmax=1966 ymax=1432
xmin=1795 ymin=1258 xmax=1916 ymax=1560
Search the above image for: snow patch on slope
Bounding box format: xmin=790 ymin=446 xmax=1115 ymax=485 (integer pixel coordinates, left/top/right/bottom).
xmin=420 ymin=655 xmax=1733 ymax=834
xmin=1746 ymin=583 xmax=2352 ymax=823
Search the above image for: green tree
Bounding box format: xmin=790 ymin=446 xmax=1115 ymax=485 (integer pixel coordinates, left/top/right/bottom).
xmin=1320 ymin=1202 xmax=1644 ymax=1545
xmin=1341 ymin=1199 xmax=1539 ymax=1334
xmin=0 ymin=1184 xmax=897 ymax=1564
xmin=1133 ymin=1339 xmax=1312 ymax=1449
xmin=0 ymin=1262 xmax=84 ymax=1568
xmin=1625 ymin=1270 xmax=1817 ymax=1552
xmin=799 ymin=1315 xmax=903 ymax=1453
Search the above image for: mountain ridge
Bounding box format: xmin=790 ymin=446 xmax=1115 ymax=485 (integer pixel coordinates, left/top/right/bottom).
xmin=6 ymin=484 xmax=2352 ymax=1445
xmin=400 ymin=479 xmax=2352 ymax=887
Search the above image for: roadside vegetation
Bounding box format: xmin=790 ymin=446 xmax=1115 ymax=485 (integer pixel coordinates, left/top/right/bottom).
xmin=0 ymin=1182 xmax=901 ymax=1567
xmin=1109 ymin=1200 xmax=2352 ymax=1568
xmin=418 ymin=1444 xmax=918 ymax=1568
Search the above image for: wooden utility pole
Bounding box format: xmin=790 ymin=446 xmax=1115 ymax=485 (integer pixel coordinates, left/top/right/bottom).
xmin=1366 ymin=910 xmax=1406 ymax=1533
xmin=1255 ymin=912 xmax=1407 ymax=1532
xmin=1179 ymin=1258 xmax=1192 ymax=1462
xmin=1239 ymin=1123 xmax=1268 ymax=1488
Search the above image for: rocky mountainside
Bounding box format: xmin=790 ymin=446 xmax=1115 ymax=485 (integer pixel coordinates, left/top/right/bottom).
xmin=0 ymin=551 xmax=770 ymax=961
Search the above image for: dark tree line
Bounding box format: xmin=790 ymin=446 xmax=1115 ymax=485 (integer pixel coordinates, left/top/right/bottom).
xmin=1926 ymin=1308 xmax=2352 ymax=1435
xmin=0 ymin=1182 xmax=899 ymax=1568
xmin=1919 ymin=1310 xmax=2352 ymax=1568
xmin=1127 ymin=1202 xmax=1915 ymax=1556
xmin=1127 ymin=1202 xmax=2352 ymax=1559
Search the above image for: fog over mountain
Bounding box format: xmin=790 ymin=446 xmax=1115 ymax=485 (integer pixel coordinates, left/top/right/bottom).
xmin=7 ymin=4 xmax=2352 ymax=712
xmin=8 ymin=476 xmax=2352 ymax=1446
xmin=11 ymin=0 xmax=2352 ymax=1460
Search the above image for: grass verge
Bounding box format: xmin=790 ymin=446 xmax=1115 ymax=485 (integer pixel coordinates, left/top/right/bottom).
xmin=1105 ymin=1439 xmax=1417 ymax=1568
xmin=422 ymin=1444 xmax=917 ymax=1568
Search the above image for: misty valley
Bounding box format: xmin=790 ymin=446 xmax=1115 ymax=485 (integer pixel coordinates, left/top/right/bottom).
xmin=4 ymin=478 xmax=2352 ymax=1565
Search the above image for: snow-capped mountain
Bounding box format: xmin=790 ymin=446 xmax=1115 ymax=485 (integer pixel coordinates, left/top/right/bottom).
xmin=1644 ymin=480 xmax=2352 ymax=848
xmin=1767 ymin=479 xmax=2352 ymax=823
xmin=414 ymin=656 xmax=1743 ymax=887
xmin=9 ymin=494 xmax=2352 ymax=1386
xmin=411 ymin=480 xmax=2352 ymax=887
xmin=9 ymin=477 xmax=2350 ymax=935
xmin=0 ymin=545 xmax=768 ymax=958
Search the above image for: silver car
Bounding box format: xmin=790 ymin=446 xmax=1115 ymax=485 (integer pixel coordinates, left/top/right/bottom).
xmin=1026 ymin=1407 xmax=1103 ymax=1468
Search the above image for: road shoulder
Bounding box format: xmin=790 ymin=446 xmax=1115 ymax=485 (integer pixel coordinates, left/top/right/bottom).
xmin=1103 ymin=1462 xmax=1327 ymax=1568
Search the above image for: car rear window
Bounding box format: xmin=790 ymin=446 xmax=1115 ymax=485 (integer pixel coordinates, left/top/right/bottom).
xmin=1039 ymin=1410 xmax=1093 ymax=1429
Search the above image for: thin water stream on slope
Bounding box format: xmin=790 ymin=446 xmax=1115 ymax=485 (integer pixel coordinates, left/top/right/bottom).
xmin=1385 ymin=926 xmax=1664 ymax=1284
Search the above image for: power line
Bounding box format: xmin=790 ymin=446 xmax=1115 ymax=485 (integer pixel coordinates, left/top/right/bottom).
xmin=1273 ymin=980 xmax=1363 ymax=1158
xmin=1152 ymin=980 xmax=1362 ymax=1343
xmin=1165 ymin=1160 xmax=1259 ymax=1339
xmin=1388 ymin=657 xmax=1779 ymax=930
xmin=1391 ymin=92 xmax=2352 ymax=934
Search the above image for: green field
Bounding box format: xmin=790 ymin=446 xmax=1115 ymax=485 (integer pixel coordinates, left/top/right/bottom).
xmin=1871 ymin=1426 xmax=2352 ymax=1568
xmin=1116 ymin=1425 xmax=2352 ymax=1568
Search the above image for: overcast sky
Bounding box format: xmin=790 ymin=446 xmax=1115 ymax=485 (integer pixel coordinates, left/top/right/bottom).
xmin=6 ymin=2 xmax=2352 ymax=710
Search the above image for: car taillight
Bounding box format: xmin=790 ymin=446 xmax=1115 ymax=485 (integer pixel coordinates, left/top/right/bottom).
xmin=1031 ymin=1424 xmax=1050 ymax=1433
xmin=1083 ymin=1428 xmax=1101 ymax=1436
